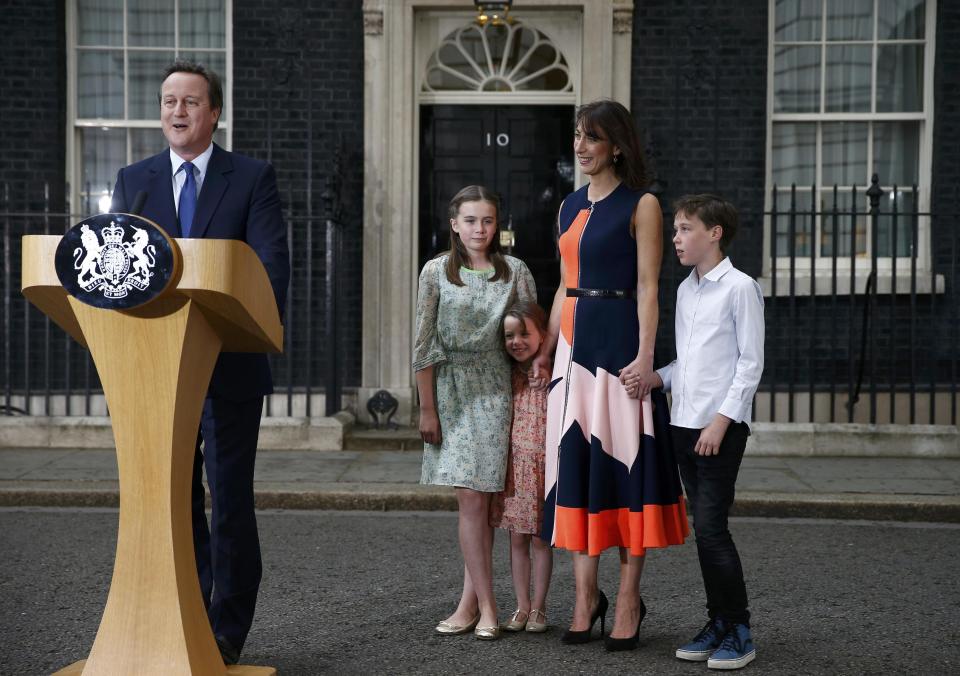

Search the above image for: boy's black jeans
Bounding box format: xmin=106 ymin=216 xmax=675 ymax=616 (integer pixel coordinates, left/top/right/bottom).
xmin=671 ymin=421 xmax=751 ymax=627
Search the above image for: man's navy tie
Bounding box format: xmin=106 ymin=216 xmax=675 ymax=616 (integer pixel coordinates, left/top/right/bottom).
xmin=179 ymin=161 xmax=197 ymax=237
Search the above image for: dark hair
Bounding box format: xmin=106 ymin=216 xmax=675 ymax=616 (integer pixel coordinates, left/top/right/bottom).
xmin=672 ymin=194 xmax=739 ymax=251
xmin=443 ymin=185 xmax=511 ymax=286
xmin=503 ymin=300 xmax=548 ymax=337
xmin=575 ymin=100 xmax=649 ymax=190
xmin=158 ymin=59 xmax=224 ymax=131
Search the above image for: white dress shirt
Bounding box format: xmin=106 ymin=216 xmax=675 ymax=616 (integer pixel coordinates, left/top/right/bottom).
xmin=656 ymin=257 xmax=765 ymax=429
xmin=170 ymin=142 xmax=214 ymax=211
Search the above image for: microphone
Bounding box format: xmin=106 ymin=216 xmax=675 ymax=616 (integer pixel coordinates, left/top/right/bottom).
xmin=130 ymin=191 xmax=148 ymax=216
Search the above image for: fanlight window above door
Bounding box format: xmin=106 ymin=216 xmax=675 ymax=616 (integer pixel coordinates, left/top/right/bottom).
xmin=422 ymin=21 xmax=572 ymax=93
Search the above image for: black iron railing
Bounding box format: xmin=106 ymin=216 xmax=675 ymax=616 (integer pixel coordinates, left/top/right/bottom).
xmin=758 ymin=174 xmax=956 ymax=424
xmin=1 ymin=173 xmax=348 ymax=418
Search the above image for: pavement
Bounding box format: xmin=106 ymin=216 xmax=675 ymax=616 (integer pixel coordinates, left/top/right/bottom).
xmin=1 ymin=446 xmax=958 ymax=521
xmin=4 ymin=509 xmax=960 ymax=674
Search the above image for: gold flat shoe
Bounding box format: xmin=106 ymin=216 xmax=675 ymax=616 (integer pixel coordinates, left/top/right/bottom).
xmin=435 ymin=613 xmax=480 ymax=635
xmin=503 ymin=609 xmax=529 ymax=632
xmin=474 ymin=624 xmax=501 ymax=640
xmin=526 ymin=608 xmax=548 ymax=633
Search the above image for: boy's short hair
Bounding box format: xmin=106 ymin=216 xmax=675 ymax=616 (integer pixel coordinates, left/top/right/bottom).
xmin=673 ymin=194 xmax=738 ymax=251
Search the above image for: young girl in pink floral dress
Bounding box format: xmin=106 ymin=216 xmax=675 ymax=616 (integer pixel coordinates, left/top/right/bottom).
xmin=490 ymin=301 xmax=554 ymax=633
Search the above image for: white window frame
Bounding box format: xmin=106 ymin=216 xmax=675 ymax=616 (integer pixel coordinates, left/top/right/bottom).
xmin=65 ymin=0 xmax=233 ymax=216
xmin=761 ymin=0 xmax=941 ymax=296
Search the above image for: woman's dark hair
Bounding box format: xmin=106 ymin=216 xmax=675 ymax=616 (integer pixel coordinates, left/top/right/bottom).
xmin=575 ymin=99 xmax=649 ymax=190
xmin=503 ymin=300 xmax=548 ymax=336
xmin=158 ymin=59 xmax=224 ymax=131
xmin=443 ymin=185 xmax=511 ymax=286
xmin=672 ymin=193 xmax=739 ymax=252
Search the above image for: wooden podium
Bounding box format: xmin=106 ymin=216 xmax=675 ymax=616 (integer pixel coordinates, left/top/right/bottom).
xmin=22 ymin=227 xmax=281 ymax=675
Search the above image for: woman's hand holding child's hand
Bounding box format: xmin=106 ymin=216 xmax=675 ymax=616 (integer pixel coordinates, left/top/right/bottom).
xmin=530 ymin=353 xmax=552 ymax=391
xmin=619 ymin=359 xmax=658 ymax=399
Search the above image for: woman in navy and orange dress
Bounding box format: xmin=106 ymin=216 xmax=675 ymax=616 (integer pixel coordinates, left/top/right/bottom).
xmin=530 ymin=100 xmax=689 ymax=651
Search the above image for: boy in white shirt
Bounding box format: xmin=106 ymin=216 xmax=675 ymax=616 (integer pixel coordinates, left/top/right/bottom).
xmin=642 ymin=194 xmax=764 ymax=671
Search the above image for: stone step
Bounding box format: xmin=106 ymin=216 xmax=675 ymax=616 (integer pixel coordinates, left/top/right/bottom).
xmin=343 ymin=426 xmax=424 ymax=451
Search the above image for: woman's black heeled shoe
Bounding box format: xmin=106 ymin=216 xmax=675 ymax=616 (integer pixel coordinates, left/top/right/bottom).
xmin=560 ymin=590 xmax=609 ymax=645
xmin=603 ymin=597 xmax=647 ymax=651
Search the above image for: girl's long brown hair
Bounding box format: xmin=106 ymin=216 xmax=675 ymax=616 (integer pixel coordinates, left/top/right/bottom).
xmin=576 ymin=100 xmax=650 ymax=190
xmin=443 ymin=185 xmax=511 ymax=286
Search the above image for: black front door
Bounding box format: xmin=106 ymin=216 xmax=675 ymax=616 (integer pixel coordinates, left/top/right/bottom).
xmin=419 ymin=105 xmax=575 ymax=306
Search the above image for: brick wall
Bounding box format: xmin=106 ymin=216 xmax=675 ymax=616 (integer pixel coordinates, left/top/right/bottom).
xmin=629 ymin=0 xmax=957 ymax=406
xmin=0 ymin=0 xmax=66 ymax=211
xmin=630 ymin=0 xmax=769 ymax=365
xmin=232 ymin=0 xmax=365 ymax=390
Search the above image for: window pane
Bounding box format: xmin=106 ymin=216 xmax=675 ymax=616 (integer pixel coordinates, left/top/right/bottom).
xmin=878 ymin=0 xmax=925 ymax=40
xmin=179 ymin=52 xmax=227 ymax=112
xmin=822 ymin=122 xmax=867 ymax=187
xmin=775 ymin=0 xmax=821 ymax=42
xmin=129 ymin=51 xmax=175 ymax=119
xmin=877 ymin=189 xmax=915 ymax=257
xmin=774 ymin=190 xmax=814 ymax=257
xmin=772 ymin=123 xmax=816 ymax=187
xmin=774 ymin=46 xmax=821 ymax=112
xmin=78 ymin=0 xmax=123 ymax=46
xmin=180 ymin=0 xmax=226 ymax=49
xmin=819 ymin=189 xmax=867 ymax=257
xmin=826 ymin=0 xmax=873 ymax=41
xmin=80 ymin=127 xmax=125 ymax=212
xmin=77 ymin=50 xmax=124 ymax=118
xmin=876 ymin=45 xmax=923 ymax=112
xmin=128 ymin=0 xmax=175 ymax=48
xmin=825 ymin=45 xmax=871 ymax=112
xmin=873 ymin=121 xmax=920 ymax=187
xmin=130 ymin=128 xmax=167 ymax=161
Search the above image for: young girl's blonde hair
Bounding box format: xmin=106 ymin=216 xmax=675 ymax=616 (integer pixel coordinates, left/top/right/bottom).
xmin=444 ymin=185 xmax=511 ymax=286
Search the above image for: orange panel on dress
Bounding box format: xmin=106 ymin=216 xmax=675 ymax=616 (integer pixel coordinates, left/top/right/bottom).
xmin=558 ymin=208 xmax=591 ymax=345
xmin=554 ymin=500 xmax=689 ymax=556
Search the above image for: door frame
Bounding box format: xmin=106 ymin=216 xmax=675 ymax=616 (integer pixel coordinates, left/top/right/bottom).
xmin=360 ymin=0 xmax=635 ymax=423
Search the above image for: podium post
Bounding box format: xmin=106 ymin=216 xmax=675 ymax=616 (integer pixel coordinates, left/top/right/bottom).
xmin=22 ymin=214 xmax=282 ymax=676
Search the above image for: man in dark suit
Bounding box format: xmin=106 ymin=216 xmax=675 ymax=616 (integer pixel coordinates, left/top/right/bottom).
xmin=111 ymin=60 xmax=290 ymax=665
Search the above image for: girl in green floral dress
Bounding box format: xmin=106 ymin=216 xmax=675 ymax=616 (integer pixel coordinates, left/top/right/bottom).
xmin=414 ymin=185 xmax=537 ymax=640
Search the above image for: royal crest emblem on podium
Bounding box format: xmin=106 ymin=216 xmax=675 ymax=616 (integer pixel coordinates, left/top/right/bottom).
xmin=74 ymin=221 xmax=158 ymax=299
xmin=56 ymin=213 xmax=179 ymax=310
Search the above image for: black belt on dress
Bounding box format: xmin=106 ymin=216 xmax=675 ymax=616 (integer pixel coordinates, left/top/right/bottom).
xmin=566 ymin=287 xmax=636 ymax=299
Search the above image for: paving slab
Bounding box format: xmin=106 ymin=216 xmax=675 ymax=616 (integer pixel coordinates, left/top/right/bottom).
xmin=0 ymin=449 xmax=957 ymax=521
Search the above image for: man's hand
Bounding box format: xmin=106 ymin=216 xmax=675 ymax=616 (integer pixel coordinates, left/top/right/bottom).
xmin=530 ymin=353 xmax=552 ymax=391
xmin=695 ymin=415 xmax=733 ymax=456
xmin=419 ymin=408 xmax=442 ymax=446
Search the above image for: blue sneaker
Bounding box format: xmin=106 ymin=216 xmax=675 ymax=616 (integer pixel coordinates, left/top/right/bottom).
xmin=675 ymin=617 xmax=727 ymax=662
xmin=707 ymin=623 xmax=756 ymax=670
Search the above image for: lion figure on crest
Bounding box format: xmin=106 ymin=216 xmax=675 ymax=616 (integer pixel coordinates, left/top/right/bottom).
xmin=127 ymin=227 xmax=156 ymax=281
xmin=73 ymin=223 xmax=103 ymax=285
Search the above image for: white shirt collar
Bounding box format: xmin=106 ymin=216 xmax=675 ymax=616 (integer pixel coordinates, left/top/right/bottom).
xmin=170 ymin=142 xmax=214 ymax=176
xmin=688 ymin=256 xmax=733 ymax=286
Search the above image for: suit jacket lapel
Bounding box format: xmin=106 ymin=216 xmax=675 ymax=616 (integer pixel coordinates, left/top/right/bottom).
xmin=145 ymin=152 xmax=179 ymax=238
xmin=190 ymin=144 xmax=232 ymax=239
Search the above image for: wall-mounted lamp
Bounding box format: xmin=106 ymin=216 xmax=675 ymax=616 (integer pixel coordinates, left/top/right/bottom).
xmin=475 ymin=1 xmax=514 ymax=26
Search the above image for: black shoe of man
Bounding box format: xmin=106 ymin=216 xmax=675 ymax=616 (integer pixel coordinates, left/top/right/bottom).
xmin=215 ymin=635 xmax=240 ymax=666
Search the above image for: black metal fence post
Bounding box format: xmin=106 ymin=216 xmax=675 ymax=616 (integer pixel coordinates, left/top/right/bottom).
xmin=866 ymin=175 xmax=883 ymax=424
xmin=323 ymin=144 xmax=344 ymax=417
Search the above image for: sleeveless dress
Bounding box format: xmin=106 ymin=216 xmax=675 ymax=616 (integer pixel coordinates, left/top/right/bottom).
xmin=414 ymin=254 xmax=537 ymax=492
xmin=542 ymin=183 xmax=689 ymax=556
